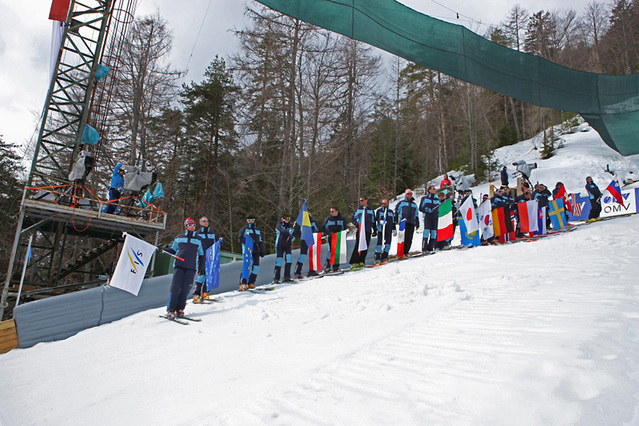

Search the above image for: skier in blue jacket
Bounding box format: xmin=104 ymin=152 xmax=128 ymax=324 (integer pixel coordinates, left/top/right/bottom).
xmin=193 ymin=216 xmax=216 ymax=303
xmin=164 ymin=217 xmax=204 ymax=319
xmin=293 ymin=214 xmax=321 ymax=278
xmin=273 ymin=214 xmax=294 ymax=283
xmin=238 ymin=214 xmax=265 ymax=290
xmin=419 ymin=185 xmax=441 ymax=253
xmin=394 ymin=189 xmax=419 ymax=257
xmin=322 ymin=206 xmax=347 ymax=272
xmin=349 ymin=196 xmax=375 ymax=266
xmin=374 ymin=199 xmax=396 ymax=263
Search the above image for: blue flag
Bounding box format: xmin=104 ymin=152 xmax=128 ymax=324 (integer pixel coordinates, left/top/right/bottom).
xmin=295 ymin=200 xmax=315 ymax=248
xmin=548 ymin=198 xmax=567 ymax=230
xmin=205 ymin=240 xmax=221 ymax=291
xmin=459 ymin=218 xmax=481 ymax=247
xmin=241 ymin=231 xmax=253 ymax=282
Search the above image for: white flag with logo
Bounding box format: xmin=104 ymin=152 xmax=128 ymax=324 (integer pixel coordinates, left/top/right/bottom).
xmin=110 ymin=234 xmax=156 ymax=296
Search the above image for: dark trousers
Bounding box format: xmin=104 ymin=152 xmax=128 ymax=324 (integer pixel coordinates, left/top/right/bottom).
xmin=403 ymin=223 xmax=415 ymax=256
xmin=274 ymin=243 xmax=292 ymax=280
xmin=350 ymin=231 xmax=372 ymax=264
xmin=105 ymin=188 xmax=121 ymax=214
xmin=589 ymin=199 xmax=601 ymax=219
xmin=167 ymin=267 xmax=196 ymax=312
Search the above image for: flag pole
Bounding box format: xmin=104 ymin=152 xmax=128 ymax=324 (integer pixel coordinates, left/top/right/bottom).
xmin=15 ymin=234 xmax=33 ymax=309
xmin=122 ymin=231 xmax=185 ymax=262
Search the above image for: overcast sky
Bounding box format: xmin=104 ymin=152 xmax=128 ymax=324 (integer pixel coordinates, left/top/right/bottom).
xmin=0 ymin=0 xmax=596 ymax=154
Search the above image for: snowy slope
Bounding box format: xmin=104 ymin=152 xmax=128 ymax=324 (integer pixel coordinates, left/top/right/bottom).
xmin=1 ymin=127 xmax=639 ymax=426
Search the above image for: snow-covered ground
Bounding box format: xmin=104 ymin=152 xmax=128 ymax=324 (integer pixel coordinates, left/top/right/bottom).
xmin=1 ymin=124 xmax=639 ymax=425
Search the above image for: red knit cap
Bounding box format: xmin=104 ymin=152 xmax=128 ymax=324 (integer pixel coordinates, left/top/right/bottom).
xmin=184 ymin=217 xmax=195 ymax=228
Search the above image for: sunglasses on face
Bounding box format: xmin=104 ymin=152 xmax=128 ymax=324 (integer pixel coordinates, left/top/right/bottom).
xmin=247 ymin=219 xmax=255 ymax=222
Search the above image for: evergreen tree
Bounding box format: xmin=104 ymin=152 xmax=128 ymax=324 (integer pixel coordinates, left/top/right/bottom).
xmin=0 ymin=136 xmax=23 ymax=273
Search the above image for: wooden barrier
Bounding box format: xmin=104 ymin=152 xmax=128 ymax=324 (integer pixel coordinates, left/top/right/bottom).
xmin=0 ymin=319 xmax=19 ymax=354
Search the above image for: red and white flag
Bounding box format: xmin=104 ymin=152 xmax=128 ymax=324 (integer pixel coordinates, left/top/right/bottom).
xmin=517 ymin=200 xmax=539 ymax=234
xmin=307 ymin=232 xmax=323 ymax=272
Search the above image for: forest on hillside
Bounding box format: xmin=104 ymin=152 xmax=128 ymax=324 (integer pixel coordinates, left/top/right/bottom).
xmin=1 ymin=0 xmax=638 ymax=270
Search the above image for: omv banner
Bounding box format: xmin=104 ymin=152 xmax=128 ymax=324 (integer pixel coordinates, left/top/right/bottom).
xmin=569 ymin=188 xmax=639 ymax=220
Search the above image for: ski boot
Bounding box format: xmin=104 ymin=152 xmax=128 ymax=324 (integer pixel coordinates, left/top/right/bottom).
xmin=248 ymin=283 xmax=256 ymax=289
xmin=193 ymin=294 xmax=201 ymax=303
xmin=176 ymin=310 xmax=185 ymax=318
xmin=202 ymin=292 xmax=210 ymax=300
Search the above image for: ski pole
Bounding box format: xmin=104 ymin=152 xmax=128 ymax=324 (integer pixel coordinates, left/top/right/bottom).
xmin=160 ymin=249 xmax=184 ymax=262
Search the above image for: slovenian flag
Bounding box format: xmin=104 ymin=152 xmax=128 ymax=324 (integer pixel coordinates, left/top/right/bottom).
xmin=437 ymin=199 xmax=454 ymax=241
xmin=330 ymin=230 xmax=347 ymax=265
xmin=606 ymin=178 xmax=624 ymax=205
xmin=308 ymin=232 xmax=323 ymax=272
xmin=295 ymin=200 xmax=316 ymax=248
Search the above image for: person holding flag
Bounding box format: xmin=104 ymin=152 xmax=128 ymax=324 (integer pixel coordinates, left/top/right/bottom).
xmin=293 ymin=203 xmax=321 ymax=279
xmin=164 ymin=218 xmax=204 ymax=320
xmin=273 ymin=214 xmax=294 ymax=284
xmin=374 ymin=199 xmax=396 ymax=263
xmin=322 ymin=206 xmax=347 ymax=272
xmin=238 ymin=214 xmax=265 ymax=290
xmin=193 ymin=216 xmax=216 ymax=303
xmin=419 ymin=185 xmax=441 ymax=253
xmin=349 ymin=196 xmax=375 ymax=267
xmin=552 ymin=182 xmax=572 ymax=224
xmin=394 ymin=189 xmax=419 ymax=258
xmin=585 ymin=176 xmax=603 ymax=220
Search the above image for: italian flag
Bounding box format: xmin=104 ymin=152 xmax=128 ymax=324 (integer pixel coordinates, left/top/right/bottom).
xmin=308 ymin=232 xmax=323 ymax=272
xmin=437 ymin=199 xmax=454 ymax=241
xmin=330 ymin=230 xmax=348 ymax=265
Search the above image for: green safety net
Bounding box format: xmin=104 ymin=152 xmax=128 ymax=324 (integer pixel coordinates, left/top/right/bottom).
xmin=255 ymin=0 xmax=639 ymax=156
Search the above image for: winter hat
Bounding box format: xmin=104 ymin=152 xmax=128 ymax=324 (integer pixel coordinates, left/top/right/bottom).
xmin=184 ymin=217 xmax=196 ymax=228
xmin=405 ymin=188 xmax=413 ymax=195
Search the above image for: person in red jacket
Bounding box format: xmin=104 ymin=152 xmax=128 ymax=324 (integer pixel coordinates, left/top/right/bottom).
xmin=440 ymin=174 xmax=452 ymax=188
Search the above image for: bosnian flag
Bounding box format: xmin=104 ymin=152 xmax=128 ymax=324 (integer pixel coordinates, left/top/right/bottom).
xmin=358 ymin=208 xmax=368 ymax=253
xmin=459 ymin=196 xmax=479 ymax=234
xmin=437 ymin=199 xmax=454 ymax=241
xmin=110 ymin=234 xmax=157 ymax=296
xmin=330 ymin=230 xmax=348 ymax=265
xmin=397 ymin=219 xmax=406 ymax=258
xmin=295 ymin=200 xmax=316 ymax=248
xmin=517 ymin=200 xmax=539 ymax=234
xmin=606 ymin=178 xmax=624 ymax=205
xmin=477 ymin=200 xmax=494 ymax=239
xmin=308 ymin=232 xmax=323 ymax=272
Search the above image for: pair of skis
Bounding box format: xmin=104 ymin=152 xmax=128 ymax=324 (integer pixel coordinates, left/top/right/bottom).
xmin=159 ymin=314 xmax=202 ymax=325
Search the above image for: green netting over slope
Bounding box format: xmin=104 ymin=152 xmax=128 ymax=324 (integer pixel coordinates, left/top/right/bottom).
xmin=255 ymin=0 xmax=639 ymax=156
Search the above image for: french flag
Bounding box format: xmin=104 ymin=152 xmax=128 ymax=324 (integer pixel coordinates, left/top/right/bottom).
xmin=606 ymin=178 xmax=624 ymax=205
